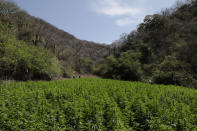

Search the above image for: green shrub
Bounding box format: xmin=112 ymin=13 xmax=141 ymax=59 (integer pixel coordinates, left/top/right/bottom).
xmin=0 ymin=78 xmax=197 ymax=130
xmin=117 ymin=51 xmax=142 ymax=81
xmin=152 ymin=56 xmax=196 ymax=87
xmin=96 ymin=51 xmax=142 ymax=81
xmin=0 ymin=29 xmax=61 ymax=80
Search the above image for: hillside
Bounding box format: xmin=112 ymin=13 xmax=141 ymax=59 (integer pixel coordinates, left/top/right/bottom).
xmin=1 ymin=0 xmax=197 ymax=130
xmin=0 ymin=0 xmax=109 ymax=80
xmin=1 ymin=0 xmax=197 ymax=88
xmin=96 ymin=0 xmax=197 ymax=88
xmin=0 ymin=78 xmax=197 ymax=130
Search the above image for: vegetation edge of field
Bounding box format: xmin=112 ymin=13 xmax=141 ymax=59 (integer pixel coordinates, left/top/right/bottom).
xmin=0 ymin=78 xmax=197 ymax=130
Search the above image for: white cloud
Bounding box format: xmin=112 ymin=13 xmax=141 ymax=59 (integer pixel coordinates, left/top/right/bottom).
xmin=91 ymin=0 xmax=145 ymax=27
xmin=92 ymin=0 xmax=142 ymax=16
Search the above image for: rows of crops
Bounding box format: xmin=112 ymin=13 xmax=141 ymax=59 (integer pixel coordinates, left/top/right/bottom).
xmin=0 ymin=78 xmax=197 ymax=130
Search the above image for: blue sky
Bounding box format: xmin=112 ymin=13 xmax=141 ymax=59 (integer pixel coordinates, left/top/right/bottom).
xmin=12 ymin=0 xmax=178 ymax=44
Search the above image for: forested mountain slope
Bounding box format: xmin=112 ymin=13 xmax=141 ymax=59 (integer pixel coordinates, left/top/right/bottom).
xmin=97 ymin=0 xmax=197 ymax=88
xmin=0 ymin=0 xmax=109 ymax=80
xmin=1 ymin=0 xmax=197 ymax=88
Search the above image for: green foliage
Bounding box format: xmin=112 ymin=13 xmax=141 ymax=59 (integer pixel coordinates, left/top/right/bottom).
xmin=153 ymin=56 xmax=196 ymax=87
xmin=0 ymin=78 xmax=197 ymax=130
xmin=59 ymin=61 xmax=73 ymax=78
xmin=0 ymin=22 xmax=61 ymax=80
xmin=117 ymin=52 xmax=142 ymax=81
xmin=105 ymin=0 xmax=197 ymax=88
xmin=80 ymin=58 xmax=94 ymax=74
xmin=0 ymin=0 xmax=109 ymax=79
xmin=96 ymin=52 xmax=142 ymax=81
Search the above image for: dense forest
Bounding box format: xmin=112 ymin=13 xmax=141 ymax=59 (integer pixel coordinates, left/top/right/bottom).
xmin=1 ymin=0 xmax=197 ymax=88
xmin=96 ymin=0 xmax=197 ymax=88
xmin=0 ymin=0 xmax=109 ymax=80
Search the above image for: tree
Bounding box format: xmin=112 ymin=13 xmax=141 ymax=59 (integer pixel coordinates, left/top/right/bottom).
xmin=96 ymin=51 xmax=142 ymax=81
xmin=0 ymin=25 xmax=61 ymax=80
xmin=117 ymin=51 xmax=142 ymax=81
xmin=153 ymin=56 xmax=195 ymax=86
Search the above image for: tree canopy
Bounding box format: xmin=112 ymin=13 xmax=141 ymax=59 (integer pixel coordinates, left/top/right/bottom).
xmin=96 ymin=0 xmax=197 ymax=88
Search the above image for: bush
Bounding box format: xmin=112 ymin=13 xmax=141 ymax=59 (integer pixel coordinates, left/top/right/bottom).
xmin=0 ymin=31 xmax=61 ymax=80
xmin=117 ymin=51 xmax=142 ymax=81
xmin=152 ymin=56 xmax=196 ymax=87
xmin=96 ymin=51 xmax=142 ymax=81
xmin=59 ymin=60 xmax=73 ymax=78
xmin=1 ymin=79 xmax=197 ymax=130
xmin=153 ymin=71 xmax=178 ymax=85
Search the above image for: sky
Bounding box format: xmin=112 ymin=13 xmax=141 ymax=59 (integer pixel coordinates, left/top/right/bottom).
xmin=12 ymin=0 xmax=178 ymax=44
